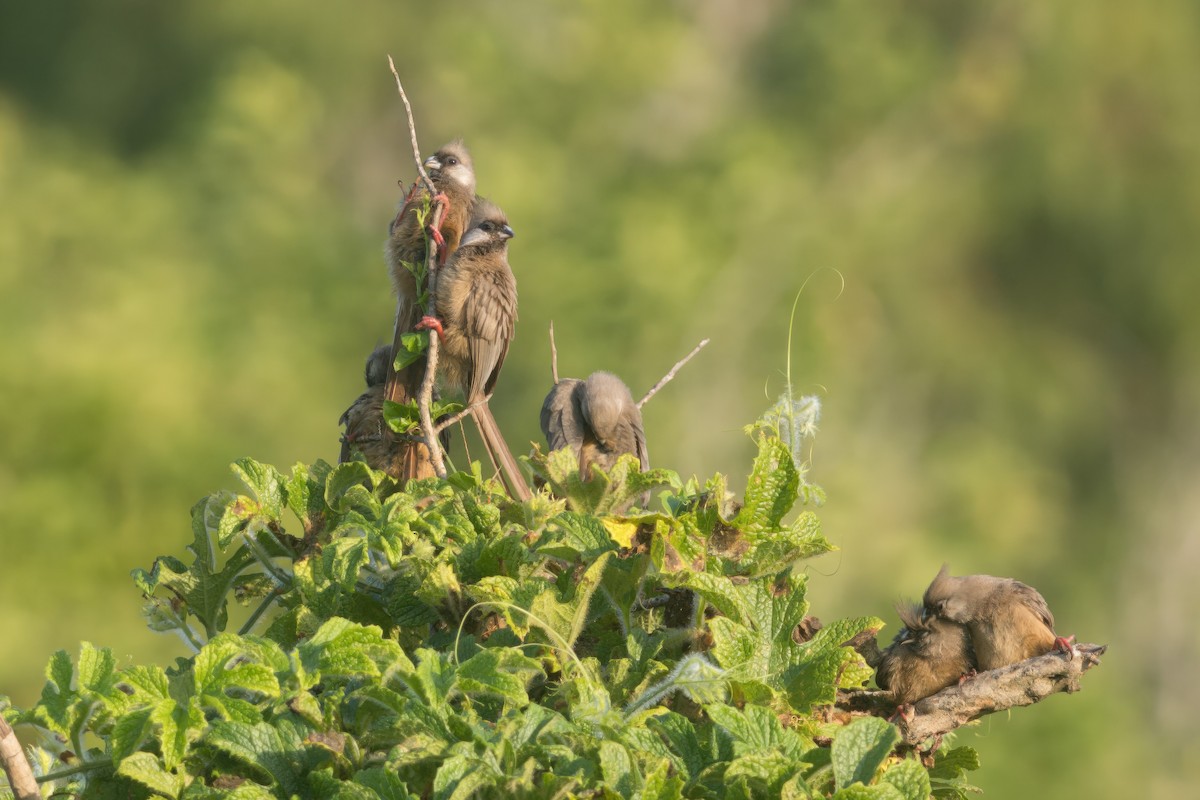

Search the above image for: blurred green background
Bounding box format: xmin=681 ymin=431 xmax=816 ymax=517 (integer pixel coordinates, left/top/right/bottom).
xmin=2 ymin=0 xmax=1196 ymax=795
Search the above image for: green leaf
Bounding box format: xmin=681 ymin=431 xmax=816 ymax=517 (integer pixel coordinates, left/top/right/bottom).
xmin=117 ymin=751 xmax=186 ymax=798
xmin=326 ymin=461 xmax=384 ymax=515
xmin=455 ymin=649 xmax=541 ymax=706
xmin=193 ymin=634 xmax=281 ymax=723
xmin=432 ymin=754 xmax=499 ymax=800
xmin=354 ymin=767 xmax=417 ymax=800
xmin=206 ymin=720 xmax=305 ymax=798
xmin=736 ymin=434 xmax=800 ymax=533
xmin=705 ymin=704 xmax=809 ymax=760
xmin=831 ymin=717 xmax=901 ymax=790
xmin=110 ymin=708 xmax=155 ymax=762
xmin=133 ymin=494 xmax=259 ymax=639
xmin=392 ymin=331 xmax=429 ymax=371
xmin=598 ymin=740 xmax=638 ymax=798
xmin=641 ymin=758 xmax=685 ymax=800
xmin=527 ymin=551 xmax=612 ymax=649
xmin=831 ymin=785 xmax=906 ymax=800
xmin=538 ymin=511 xmax=619 ymax=562
xmin=231 ymin=458 xmax=286 ymax=518
xmin=881 ymin=758 xmax=932 ymax=800
xmin=152 ymin=696 xmax=205 ymax=771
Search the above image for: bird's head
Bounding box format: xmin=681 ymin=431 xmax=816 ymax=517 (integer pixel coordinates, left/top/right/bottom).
xmin=459 ymin=198 xmax=514 ymax=249
xmin=424 ymin=140 xmax=476 ymax=194
xmin=364 ymin=345 xmax=392 ymax=388
xmin=922 ymin=564 xmax=969 ymax=622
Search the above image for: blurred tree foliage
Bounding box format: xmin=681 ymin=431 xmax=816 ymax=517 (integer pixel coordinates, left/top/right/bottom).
xmin=1 ymin=0 xmax=1196 ymax=797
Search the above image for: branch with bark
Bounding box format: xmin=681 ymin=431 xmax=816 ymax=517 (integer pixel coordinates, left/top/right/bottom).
xmin=0 ymin=716 xmax=39 ymax=800
xmin=386 ymin=57 xmax=448 ymax=479
xmin=835 ymin=639 xmax=1108 ymax=747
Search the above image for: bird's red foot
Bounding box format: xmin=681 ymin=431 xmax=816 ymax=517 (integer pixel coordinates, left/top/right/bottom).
xmin=888 ymin=703 xmax=915 ymax=725
xmin=415 ymin=316 xmax=445 ymax=339
xmin=957 ymin=669 xmax=977 ymax=685
xmin=1054 ymin=635 xmax=1076 ymax=655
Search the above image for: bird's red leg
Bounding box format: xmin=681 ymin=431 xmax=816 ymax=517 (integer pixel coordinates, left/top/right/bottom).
xmin=428 ymin=192 xmax=450 ymax=255
xmin=415 ymin=316 xmax=445 ymax=339
xmin=957 ymin=669 xmax=978 ymax=685
xmin=888 ymin=703 xmax=915 ymax=725
xmin=1054 ymin=635 xmax=1076 ymax=654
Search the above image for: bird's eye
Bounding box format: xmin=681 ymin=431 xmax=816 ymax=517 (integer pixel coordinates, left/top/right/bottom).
xmin=445 ymin=157 xmax=459 ymax=166
xmin=481 ymin=222 xmax=494 ymax=231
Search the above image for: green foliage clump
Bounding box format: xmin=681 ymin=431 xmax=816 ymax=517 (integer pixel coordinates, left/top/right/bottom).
xmin=5 ymin=424 xmax=979 ymax=799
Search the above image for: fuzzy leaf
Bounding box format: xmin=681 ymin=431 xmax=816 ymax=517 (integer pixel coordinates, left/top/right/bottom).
xmin=117 ymin=751 xmax=186 ymax=798
xmin=832 ymin=716 xmax=901 ymax=790
xmin=736 ymin=434 xmax=800 ymax=533
xmin=881 ymin=758 xmax=932 ymax=800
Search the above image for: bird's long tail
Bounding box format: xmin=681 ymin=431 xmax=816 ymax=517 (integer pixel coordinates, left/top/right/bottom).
xmin=472 ymin=401 xmax=532 ymax=502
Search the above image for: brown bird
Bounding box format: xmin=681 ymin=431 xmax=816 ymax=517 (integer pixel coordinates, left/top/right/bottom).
xmin=875 ymin=601 xmax=976 ymax=705
xmin=922 ymin=565 xmax=1071 ymax=671
xmin=338 ymin=345 xmax=397 ymax=473
xmin=382 ymin=140 xmax=478 ymax=479
xmin=423 ymin=198 xmax=529 ymax=501
xmin=539 ymin=371 xmax=650 ymax=480
xmin=386 ymin=140 xmax=477 ymax=333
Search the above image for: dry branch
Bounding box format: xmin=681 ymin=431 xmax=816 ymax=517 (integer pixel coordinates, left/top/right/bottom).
xmin=638 ymin=338 xmax=710 ymax=409
xmin=549 ymin=321 xmax=559 ymax=385
xmin=0 ymin=716 xmax=38 ymax=800
xmin=836 ymin=641 xmax=1108 ymax=747
xmin=387 ymin=56 xmax=447 ymax=478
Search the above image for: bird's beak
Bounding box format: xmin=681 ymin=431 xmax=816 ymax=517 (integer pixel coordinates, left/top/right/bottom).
xmin=501 ymin=224 xmax=515 ymax=240
xmin=423 ymin=155 xmax=442 ymax=172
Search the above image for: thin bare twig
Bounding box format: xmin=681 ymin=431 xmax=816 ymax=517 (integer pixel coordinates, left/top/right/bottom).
xmin=387 ymin=55 xmax=447 ymax=478
xmin=434 ymin=397 xmax=488 ymax=434
xmin=637 ymin=338 xmax=710 ymax=409
xmin=0 ymin=716 xmax=39 ymax=800
xmin=549 ymin=321 xmax=560 ymax=385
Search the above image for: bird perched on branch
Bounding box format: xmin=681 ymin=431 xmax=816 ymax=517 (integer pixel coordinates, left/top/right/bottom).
xmin=540 ymin=371 xmax=650 ymax=479
xmin=338 ymin=345 xmax=395 ymax=472
xmin=382 ymin=140 xmax=477 ymax=480
xmin=922 ymin=565 xmax=1072 ymax=671
xmin=419 ymin=198 xmax=529 ymax=500
xmin=875 ymin=601 xmax=976 ymax=706
xmin=386 ymin=140 xmax=477 ymax=333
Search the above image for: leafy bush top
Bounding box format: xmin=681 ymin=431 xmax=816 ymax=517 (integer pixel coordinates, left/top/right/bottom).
xmin=2 ymin=419 xmax=979 ymax=799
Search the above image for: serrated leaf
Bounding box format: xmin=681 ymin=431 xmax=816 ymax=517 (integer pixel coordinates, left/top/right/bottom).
xmin=831 ymin=785 xmax=906 ymax=800
xmin=325 ymin=461 xmax=384 ymax=515
xmin=354 ymin=767 xmax=417 ymax=800
xmin=153 ymin=696 xmax=204 ymax=771
xmin=736 ymin=434 xmax=800 ymax=534
xmin=206 ymin=720 xmax=305 ymax=798
xmin=454 ymin=649 xmax=541 ymax=706
xmin=117 ymin=751 xmax=186 ymax=798
xmin=110 ymin=707 xmax=155 ymax=762
xmin=297 ymin=619 xmax=407 ymax=684
xmin=598 ymin=740 xmax=638 ymax=797
xmin=231 ymin=458 xmax=286 ymax=519
xmin=641 ymin=759 xmax=684 ymax=800
xmin=528 ymin=551 xmax=612 ymax=649
xmin=538 ymin=511 xmax=619 ymax=561
xmin=881 ymin=758 xmax=932 ymax=800
xmin=704 ymin=704 xmax=809 ymax=760
xmin=193 ymin=634 xmax=280 ymax=722
xmin=133 ymin=494 xmax=259 ymax=639
xmin=832 ymin=717 xmax=901 ymax=790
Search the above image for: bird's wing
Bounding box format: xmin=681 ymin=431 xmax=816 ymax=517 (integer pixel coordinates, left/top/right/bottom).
xmin=464 ymin=265 xmax=517 ymax=399
xmin=632 ymin=411 xmax=651 ymax=471
xmin=540 ymin=379 xmax=585 ymax=453
xmin=1012 ymin=580 xmax=1056 ymax=632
